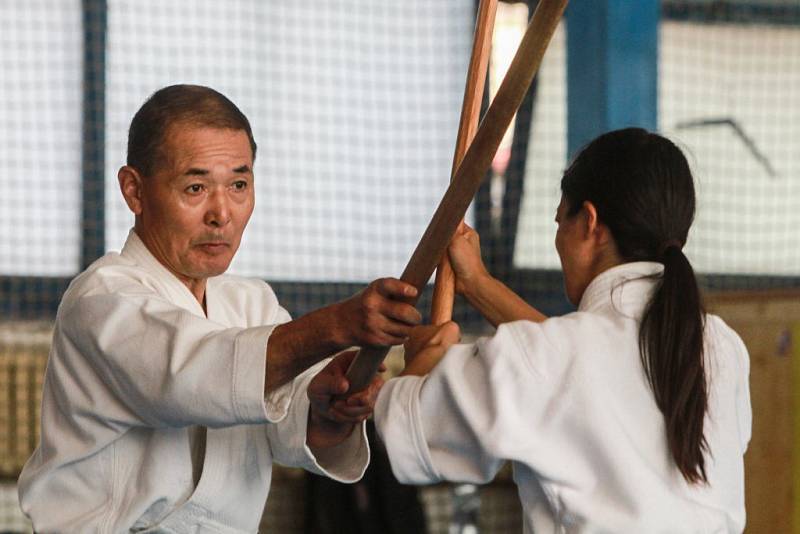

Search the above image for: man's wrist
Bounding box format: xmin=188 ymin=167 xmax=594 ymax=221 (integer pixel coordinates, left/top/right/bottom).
xmin=307 ymin=409 xmax=356 ymax=449
xmin=311 ymin=301 xmax=351 ymax=350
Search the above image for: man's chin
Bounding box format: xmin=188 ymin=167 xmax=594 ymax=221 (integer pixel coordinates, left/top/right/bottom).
xmin=188 ymin=260 xmax=233 ymax=279
xmin=188 ymin=249 xmax=236 ymax=275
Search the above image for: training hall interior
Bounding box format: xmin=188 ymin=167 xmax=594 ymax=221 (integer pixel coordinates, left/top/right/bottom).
xmin=1 ymin=0 xmax=798 ymax=532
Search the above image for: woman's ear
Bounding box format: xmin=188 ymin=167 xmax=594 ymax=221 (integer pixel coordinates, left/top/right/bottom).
xmin=118 ymin=165 xmax=144 ymax=215
xmin=580 ymin=201 xmax=599 ymax=239
xmin=582 ymin=200 xmax=615 ymax=248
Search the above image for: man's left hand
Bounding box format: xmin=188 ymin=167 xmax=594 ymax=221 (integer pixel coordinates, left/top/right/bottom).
xmin=306 ymin=350 xmax=384 ymax=449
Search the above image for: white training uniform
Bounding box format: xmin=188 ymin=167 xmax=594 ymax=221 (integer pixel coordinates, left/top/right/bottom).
xmin=18 ymin=231 xmax=369 ymax=533
xmin=376 ymin=262 xmax=751 ymax=533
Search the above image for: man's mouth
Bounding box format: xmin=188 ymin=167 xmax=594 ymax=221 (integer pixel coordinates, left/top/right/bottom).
xmin=196 ymin=241 xmax=230 ymax=253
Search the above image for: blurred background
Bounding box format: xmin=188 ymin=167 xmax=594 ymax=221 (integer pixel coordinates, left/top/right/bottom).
xmin=1 ymin=0 xmax=798 ymax=532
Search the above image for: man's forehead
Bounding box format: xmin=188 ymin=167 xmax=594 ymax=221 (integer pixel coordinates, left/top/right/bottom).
xmin=162 ymin=123 xmax=253 ymax=170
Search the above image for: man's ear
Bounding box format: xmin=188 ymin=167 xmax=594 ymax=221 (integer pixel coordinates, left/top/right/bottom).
xmin=118 ymin=166 xmax=144 ymax=215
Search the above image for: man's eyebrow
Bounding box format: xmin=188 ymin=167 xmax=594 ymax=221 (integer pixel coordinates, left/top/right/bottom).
xmin=182 ymin=165 xmax=251 ymax=176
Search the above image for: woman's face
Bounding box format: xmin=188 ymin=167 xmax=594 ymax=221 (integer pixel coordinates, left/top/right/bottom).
xmin=554 ymin=195 xmax=596 ymax=306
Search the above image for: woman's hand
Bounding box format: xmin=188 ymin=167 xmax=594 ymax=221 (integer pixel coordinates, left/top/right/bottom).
xmin=401 ymin=322 xmax=461 ymax=376
xmin=448 ymin=223 xmax=491 ymax=297
xmin=447 ymin=223 xmax=547 ymax=327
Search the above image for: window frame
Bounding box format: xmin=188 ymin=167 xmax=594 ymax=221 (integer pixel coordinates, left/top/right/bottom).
xmin=3 ymin=0 xmax=798 ymax=328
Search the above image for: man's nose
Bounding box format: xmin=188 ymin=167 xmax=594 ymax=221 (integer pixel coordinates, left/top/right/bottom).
xmin=204 ymin=189 xmax=231 ymax=228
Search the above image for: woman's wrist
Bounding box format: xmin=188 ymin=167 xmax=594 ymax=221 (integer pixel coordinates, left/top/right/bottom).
xmin=460 ymin=270 xmax=494 ymax=302
xmin=401 ymin=349 xmax=443 ymax=376
xmin=461 ymin=271 xmax=495 ymax=306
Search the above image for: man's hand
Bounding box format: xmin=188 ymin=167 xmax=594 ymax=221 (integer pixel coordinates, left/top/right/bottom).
xmin=266 ymin=277 xmax=421 ymax=393
xmin=401 ymin=322 xmax=461 ymax=377
xmin=307 ymin=351 xmax=384 ymax=449
xmin=333 ymin=278 xmax=422 ymax=348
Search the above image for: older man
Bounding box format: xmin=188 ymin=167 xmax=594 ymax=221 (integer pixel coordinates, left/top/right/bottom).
xmin=18 ymin=85 xmax=421 ymax=532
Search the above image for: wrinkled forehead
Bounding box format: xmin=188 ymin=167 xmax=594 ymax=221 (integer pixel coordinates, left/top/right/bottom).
xmin=158 ymin=122 xmax=254 ymax=173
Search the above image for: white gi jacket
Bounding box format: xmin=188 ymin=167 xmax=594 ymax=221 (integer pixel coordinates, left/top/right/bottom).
xmin=376 ymin=262 xmax=751 ymax=533
xmin=18 ymin=231 xmax=369 ymax=533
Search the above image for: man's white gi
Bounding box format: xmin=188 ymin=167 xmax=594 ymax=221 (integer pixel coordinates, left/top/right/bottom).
xmin=18 ymin=231 xmax=369 ymax=533
xmin=376 ymin=262 xmax=751 ymax=533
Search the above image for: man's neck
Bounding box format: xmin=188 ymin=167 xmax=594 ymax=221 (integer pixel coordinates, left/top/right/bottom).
xmin=188 ymin=280 xmax=208 ymax=313
xmin=132 ymin=227 xmax=208 ymax=311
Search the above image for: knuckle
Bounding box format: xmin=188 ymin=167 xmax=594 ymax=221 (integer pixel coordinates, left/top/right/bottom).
xmin=369 ymin=281 xmax=381 ymax=293
xmin=362 ymin=293 xmax=381 ymax=311
xmin=364 ymin=315 xmax=379 ymax=331
xmin=375 ymin=334 xmax=392 ymax=347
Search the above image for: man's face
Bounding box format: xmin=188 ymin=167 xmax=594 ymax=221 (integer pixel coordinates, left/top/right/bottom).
xmin=133 ymin=125 xmax=255 ymax=287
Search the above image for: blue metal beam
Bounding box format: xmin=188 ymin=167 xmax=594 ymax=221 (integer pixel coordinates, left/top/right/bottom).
xmin=566 ymin=0 xmax=659 ymax=156
xmin=81 ymin=0 xmax=107 ymax=270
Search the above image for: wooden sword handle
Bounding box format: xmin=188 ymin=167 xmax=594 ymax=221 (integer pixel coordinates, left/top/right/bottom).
xmin=431 ymin=0 xmax=498 ymax=326
xmin=346 ymin=0 xmax=568 ymax=393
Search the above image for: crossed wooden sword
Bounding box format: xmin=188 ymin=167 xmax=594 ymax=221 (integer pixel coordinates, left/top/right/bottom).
xmin=346 ymin=0 xmax=569 ymax=392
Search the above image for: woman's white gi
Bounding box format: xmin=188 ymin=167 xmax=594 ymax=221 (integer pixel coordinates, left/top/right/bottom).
xmin=375 ymin=262 xmax=751 ymax=533
xmin=18 ymin=231 xmax=369 ymax=533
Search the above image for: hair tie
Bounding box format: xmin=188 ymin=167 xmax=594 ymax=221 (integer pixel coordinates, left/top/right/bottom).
xmin=658 ymin=239 xmax=683 ymax=258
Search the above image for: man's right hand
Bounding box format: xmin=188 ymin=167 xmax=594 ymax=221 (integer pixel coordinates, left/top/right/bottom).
xmin=265 ymin=277 xmax=421 ymax=393
xmin=333 ymin=278 xmax=422 ymax=348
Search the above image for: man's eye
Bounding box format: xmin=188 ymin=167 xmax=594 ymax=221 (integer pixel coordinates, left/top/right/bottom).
xmin=232 ymin=181 xmax=248 ymax=191
xmin=187 ymin=184 xmax=203 ymax=194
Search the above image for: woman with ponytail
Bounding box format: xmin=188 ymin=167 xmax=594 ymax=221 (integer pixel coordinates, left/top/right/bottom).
xmin=374 ymin=128 xmax=751 ymax=532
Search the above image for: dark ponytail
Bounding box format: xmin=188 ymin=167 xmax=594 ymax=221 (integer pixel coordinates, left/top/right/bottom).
xmin=561 ymin=128 xmax=708 ymax=484
xmin=640 ymin=245 xmax=707 ymax=484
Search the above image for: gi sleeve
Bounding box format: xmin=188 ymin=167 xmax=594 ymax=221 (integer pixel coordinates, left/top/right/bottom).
xmin=375 ymin=322 xmax=553 ymax=485
xmin=732 ymin=332 xmax=752 ymax=453
xmin=266 ymin=360 xmax=370 ymax=483
xmin=56 ymin=290 xmax=284 ymax=429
